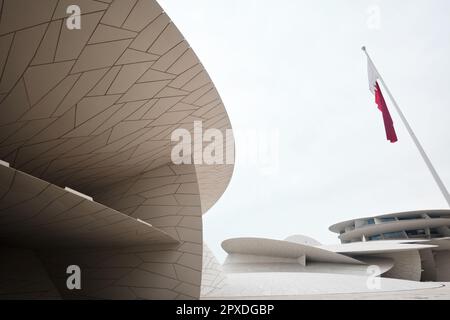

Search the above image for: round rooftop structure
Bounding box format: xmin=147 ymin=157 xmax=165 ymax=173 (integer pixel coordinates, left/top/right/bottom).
xmin=284 ymin=234 xmax=321 ymax=246
xmin=329 ymin=210 xmax=450 ymax=243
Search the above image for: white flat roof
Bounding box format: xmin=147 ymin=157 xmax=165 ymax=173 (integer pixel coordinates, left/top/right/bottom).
xmin=319 ymin=240 xmax=437 ymax=254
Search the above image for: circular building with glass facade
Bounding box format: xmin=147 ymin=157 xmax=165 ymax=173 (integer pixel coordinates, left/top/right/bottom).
xmin=329 ymin=210 xmax=450 ymax=243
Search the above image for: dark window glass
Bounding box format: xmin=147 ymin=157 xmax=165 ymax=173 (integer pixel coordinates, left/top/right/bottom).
xmin=429 ymin=227 xmax=448 ymax=238
xmin=405 ymin=229 xmax=426 ymax=236
xmin=383 ymin=232 xmax=406 ymax=239
xmin=398 ymin=216 xmax=421 ymax=221
xmin=430 ymin=228 xmax=440 ymax=235
xmin=379 ymin=217 xmax=396 ymax=222
xmin=368 ymin=234 xmax=382 ymax=241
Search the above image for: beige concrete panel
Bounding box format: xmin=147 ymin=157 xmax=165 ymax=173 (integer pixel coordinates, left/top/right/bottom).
xmin=92 ymin=100 xmax=148 ymax=134
xmin=152 ymin=41 xmax=189 ymax=72
xmin=149 ymin=23 xmax=183 ymax=56
xmin=75 ymin=95 xmax=121 ymax=125
xmin=0 ymin=80 xmax=30 ymax=125
xmin=196 ymin=164 xmax=235 ymax=213
xmin=40 ymin=236 xmax=201 ymax=299
xmin=89 ymin=24 xmax=137 ymax=44
xmin=28 ymin=107 xmax=75 ymax=144
xmin=116 ymin=49 xmax=159 ymax=65
xmin=130 ymin=13 xmax=169 ymax=52
xmin=182 ymin=71 xmax=212 ymax=92
xmin=118 ymin=79 xmax=170 ymax=102
xmin=420 ymin=248 xmax=437 ymax=281
xmin=55 ymin=12 xmax=103 ymax=61
xmin=170 ymin=64 xmax=203 ymax=89
xmin=86 ymin=164 xmax=204 ymax=299
xmin=31 ymin=20 xmax=62 ymax=65
xmin=0 ymin=33 xmax=14 ymax=78
xmin=369 ymin=250 xmax=422 ymax=281
xmin=108 ymin=62 xmax=153 ymax=94
xmin=2 ymin=118 xmax=56 ymax=145
xmin=142 ymin=96 xmax=182 ymax=119
xmin=101 ymin=0 xmax=138 ymax=27
xmin=0 ymin=0 xmax=57 ymax=35
xmin=122 ymin=0 xmax=163 ymax=32
xmin=54 ymin=68 xmax=109 ymax=116
xmin=87 ymin=65 xmax=121 ymax=96
xmin=0 ymin=247 xmax=61 ymax=300
xmin=21 ymin=74 xmax=80 ymax=120
xmin=139 ymin=68 xmax=176 ymax=82
xmin=167 ymin=48 xmax=199 ymax=75
xmin=71 ymin=39 xmax=132 ymax=74
xmin=434 ymin=250 xmax=450 ymax=281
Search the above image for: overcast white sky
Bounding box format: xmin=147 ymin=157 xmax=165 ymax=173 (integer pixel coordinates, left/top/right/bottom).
xmin=159 ymin=0 xmax=450 ymax=261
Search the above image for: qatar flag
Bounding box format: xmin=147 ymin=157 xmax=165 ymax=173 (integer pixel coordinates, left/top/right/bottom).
xmin=367 ymin=58 xmax=398 ymax=143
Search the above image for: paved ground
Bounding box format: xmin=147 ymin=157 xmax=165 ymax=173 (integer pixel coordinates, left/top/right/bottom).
xmin=206 ymin=283 xmax=450 ymax=300
xmin=203 ymin=273 xmax=450 ymax=300
xmin=292 ymin=283 xmax=450 ymax=300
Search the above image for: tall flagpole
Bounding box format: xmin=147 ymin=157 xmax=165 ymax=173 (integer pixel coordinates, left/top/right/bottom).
xmin=362 ymin=46 xmax=450 ymax=208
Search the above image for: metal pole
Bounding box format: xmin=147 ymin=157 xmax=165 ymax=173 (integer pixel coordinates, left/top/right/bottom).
xmin=362 ymin=46 xmax=450 ymax=207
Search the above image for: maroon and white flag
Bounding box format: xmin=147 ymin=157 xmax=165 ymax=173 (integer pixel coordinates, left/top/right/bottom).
xmin=367 ymin=58 xmax=398 ymax=143
xmin=362 ymin=47 xmax=450 ymax=207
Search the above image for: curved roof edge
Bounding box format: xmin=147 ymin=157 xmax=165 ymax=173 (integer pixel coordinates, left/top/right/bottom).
xmin=338 ymin=218 xmax=450 ymax=241
xmin=222 ymin=237 xmax=364 ymax=265
xmin=329 ymin=209 xmax=450 ymax=233
xmin=0 ymin=0 xmax=235 ymax=218
xmin=0 ymin=165 xmax=178 ymax=248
